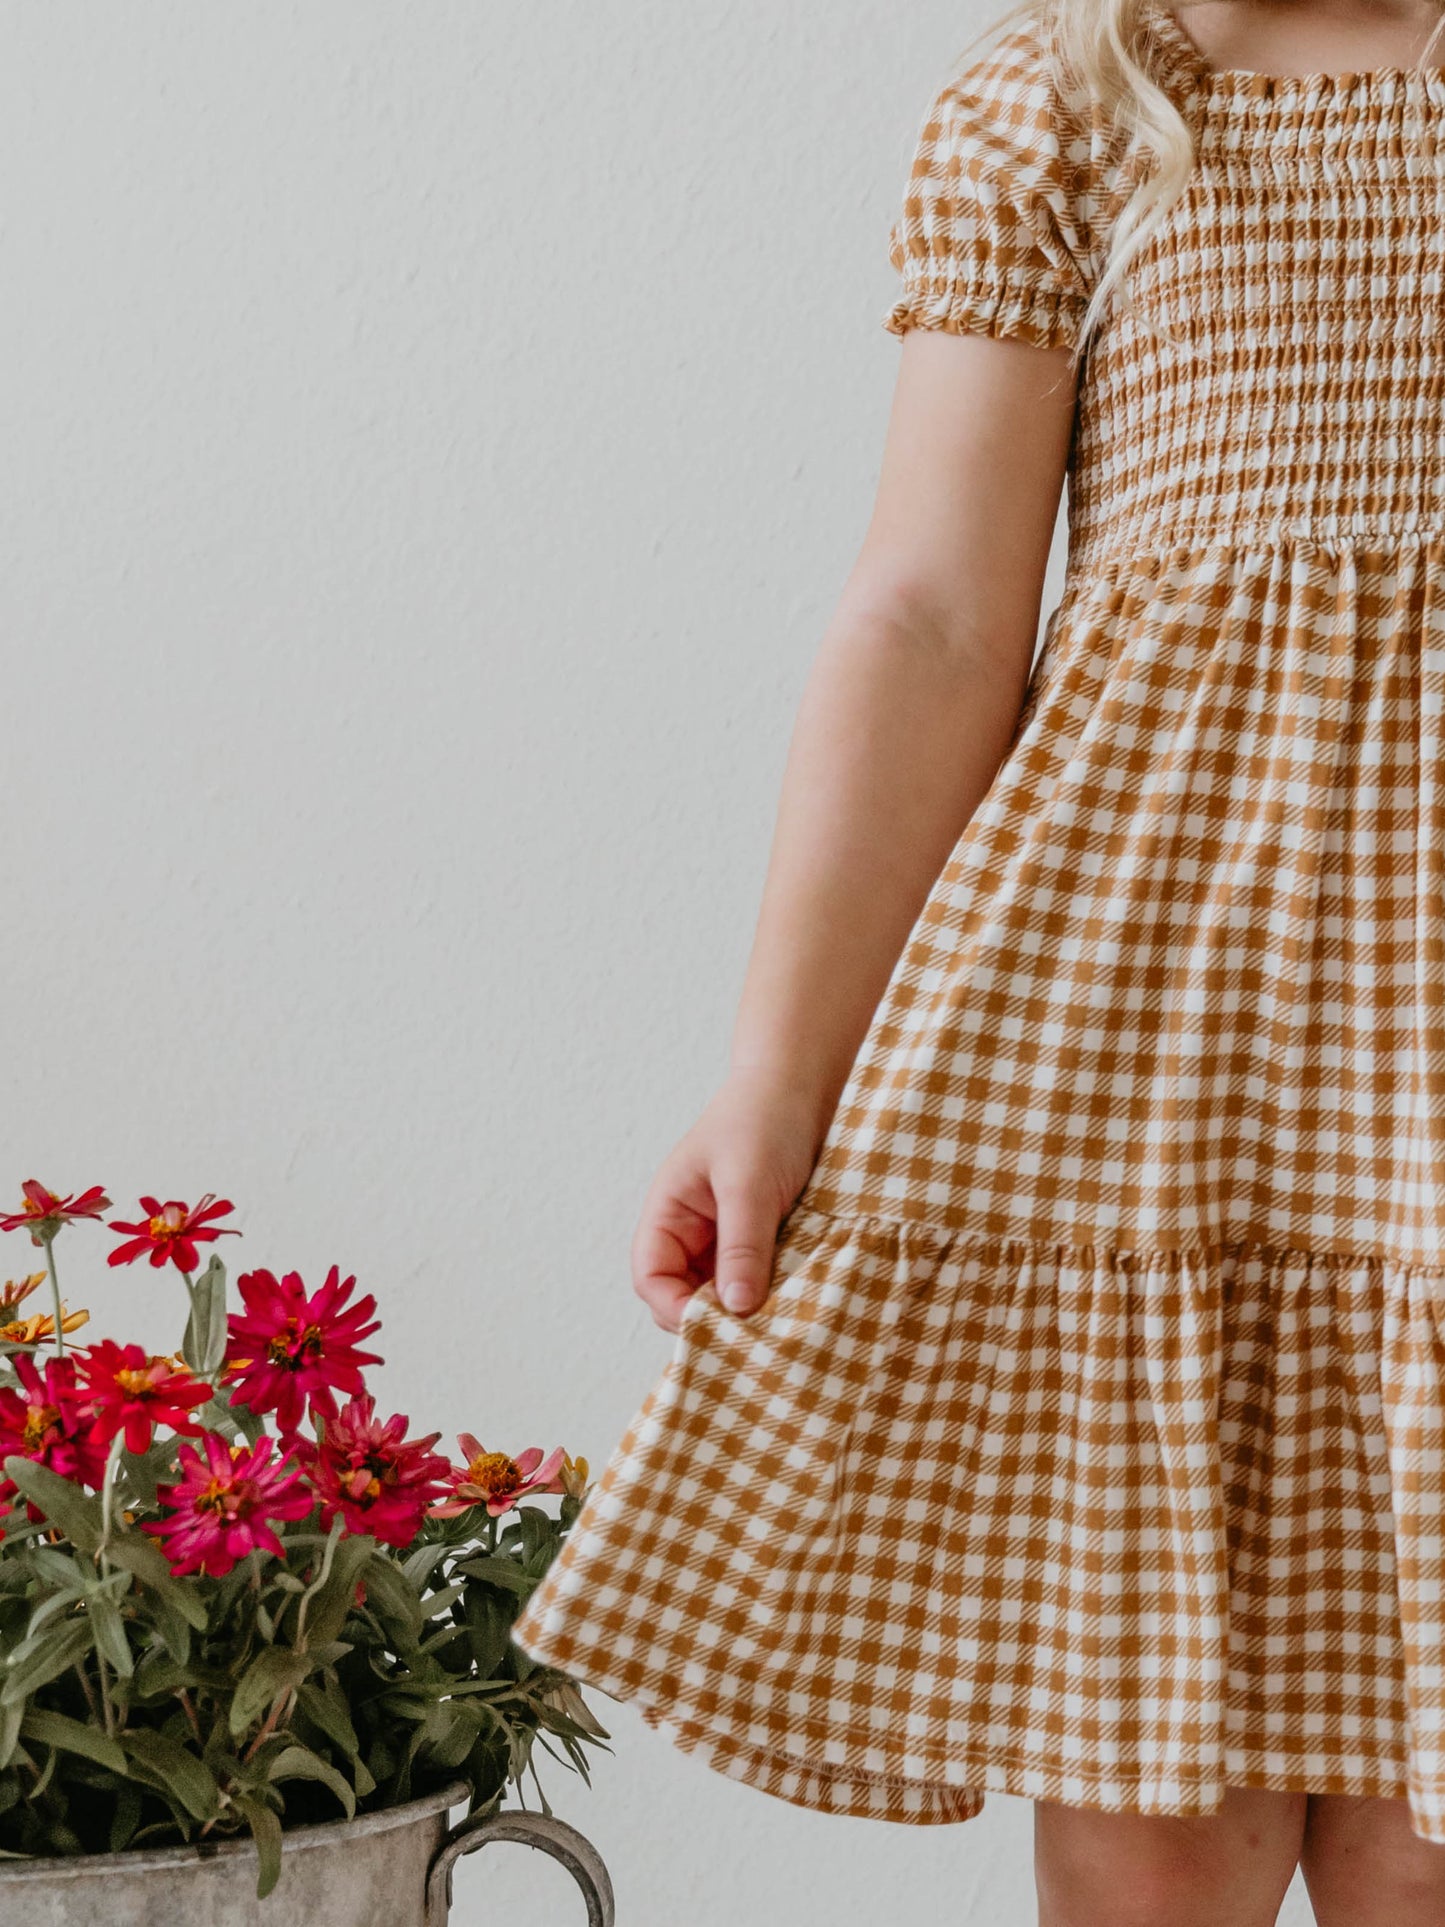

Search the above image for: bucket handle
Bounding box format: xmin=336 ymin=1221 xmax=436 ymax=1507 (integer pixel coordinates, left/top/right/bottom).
xmin=425 ymin=1806 xmax=615 ymax=1926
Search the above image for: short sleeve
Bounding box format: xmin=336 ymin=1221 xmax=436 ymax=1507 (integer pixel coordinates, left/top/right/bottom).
xmin=883 ymin=16 xmax=1101 ymax=352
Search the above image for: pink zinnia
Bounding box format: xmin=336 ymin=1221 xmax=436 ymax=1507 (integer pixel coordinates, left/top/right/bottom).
xmin=0 ymin=1353 xmax=109 ymax=1506
xmin=223 ymin=1266 xmax=382 ymax=1434
xmin=143 ymin=1432 xmax=313 ymax=1578
xmin=299 ymin=1394 xmax=450 ymax=1549
xmin=1 ymin=1181 xmax=112 ymax=1246
xmin=108 ymin=1194 xmax=238 ymax=1274
xmin=430 ymin=1437 xmax=566 ymax=1518
xmin=78 ymin=1340 xmax=213 ymax=1455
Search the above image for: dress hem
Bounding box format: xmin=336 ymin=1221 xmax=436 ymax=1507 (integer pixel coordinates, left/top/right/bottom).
xmin=512 ymin=1618 xmax=1429 ymax=1836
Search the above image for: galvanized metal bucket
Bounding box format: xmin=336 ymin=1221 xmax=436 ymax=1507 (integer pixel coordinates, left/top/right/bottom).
xmin=0 ymin=1779 xmax=615 ymax=1926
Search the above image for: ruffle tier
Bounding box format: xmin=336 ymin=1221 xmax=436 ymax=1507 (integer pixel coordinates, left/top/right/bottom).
xmin=511 ymin=1202 xmax=1445 ymax=1837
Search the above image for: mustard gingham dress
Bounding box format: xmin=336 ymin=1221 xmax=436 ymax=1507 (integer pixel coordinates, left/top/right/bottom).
xmin=514 ymin=0 xmax=1445 ymax=1838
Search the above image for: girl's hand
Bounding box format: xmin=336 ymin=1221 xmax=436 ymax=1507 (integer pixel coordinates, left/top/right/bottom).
xmin=631 ymin=1069 xmax=829 ymax=1334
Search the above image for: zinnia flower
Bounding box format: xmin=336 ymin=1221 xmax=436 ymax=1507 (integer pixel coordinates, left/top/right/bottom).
xmin=0 ymin=1306 xmax=89 ymax=1348
xmin=78 ymin=1340 xmax=213 ymax=1455
xmin=0 ymin=1274 xmax=88 ymax=1351
xmin=224 ymin=1266 xmax=382 ymax=1433
xmin=107 ymin=1194 xmax=238 ymax=1274
xmin=0 ymin=1275 xmax=45 ymax=1315
xmin=1 ymin=1182 xmax=111 ymax=1246
xmin=0 ymin=1354 xmax=109 ymax=1504
xmin=300 ymin=1394 xmax=450 ymax=1549
xmin=430 ymin=1437 xmax=567 ymax=1518
xmin=144 ymin=1432 xmax=313 ymax=1578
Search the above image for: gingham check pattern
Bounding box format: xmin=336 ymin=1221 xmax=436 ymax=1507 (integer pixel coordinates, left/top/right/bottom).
xmin=513 ymin=0 xmax=1445 ymax=1840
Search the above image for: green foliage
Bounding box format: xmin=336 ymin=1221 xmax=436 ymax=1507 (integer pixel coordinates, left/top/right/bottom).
xmin=0 ymin=1251 xmax=608 ymax=1898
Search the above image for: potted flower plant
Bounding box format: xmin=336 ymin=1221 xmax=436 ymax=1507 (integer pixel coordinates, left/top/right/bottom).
xmin=0 ymin=1180 xmax=613 ymax=1924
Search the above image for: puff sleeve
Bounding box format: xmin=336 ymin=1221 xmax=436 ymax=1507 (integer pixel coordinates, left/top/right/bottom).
xmin=883 ymin=17 xmax=1103 ymax=352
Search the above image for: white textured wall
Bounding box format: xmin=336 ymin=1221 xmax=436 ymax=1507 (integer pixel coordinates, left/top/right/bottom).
xmin=1 ymin=4 xmax=1316 ymax=1921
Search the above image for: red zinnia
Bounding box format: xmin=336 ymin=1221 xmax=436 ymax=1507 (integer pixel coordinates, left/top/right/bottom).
xmin=224 ymin=1266 xmax=382 ymax=1434
xmin=144 ymin=1432 xmax=313 ymax=1578
xmin=0 ymin=1353 xmax=109 ymax=1505
xmin=299 ymin=1394 xmax=450 ymax=1549
xmin=108 ymin=1194 xmax=239 ymax=1274
xmin=78 ymin=1340 xmax=213 ymax=1455
xmin=1 ymin=1181 xmax=112 ymax=1246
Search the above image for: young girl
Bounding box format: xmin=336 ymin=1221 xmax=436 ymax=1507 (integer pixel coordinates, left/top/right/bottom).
xmin=513 ymin=2 xmax=1445 ymax=1919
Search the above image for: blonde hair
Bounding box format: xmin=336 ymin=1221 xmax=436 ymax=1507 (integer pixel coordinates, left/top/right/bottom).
xmin=950 ymin=0 xmax=1445 ymax=360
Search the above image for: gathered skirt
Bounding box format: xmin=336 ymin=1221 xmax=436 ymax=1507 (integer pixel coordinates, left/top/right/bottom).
xmin=512 ymin=539 xmax=1445 ymax=1840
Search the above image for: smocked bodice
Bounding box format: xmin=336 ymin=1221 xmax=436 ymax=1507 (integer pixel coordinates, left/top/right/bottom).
xmin=1067 ymin=3 xmax=1445 ymax=572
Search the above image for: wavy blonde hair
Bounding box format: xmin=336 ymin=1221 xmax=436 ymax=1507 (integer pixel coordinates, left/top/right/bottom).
xmin=950 ymin=0 xmax=1445 ymax=359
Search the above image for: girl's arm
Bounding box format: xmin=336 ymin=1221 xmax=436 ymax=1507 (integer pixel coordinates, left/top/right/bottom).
xmin=633 ymin=327 xmax=1079 ymax=1331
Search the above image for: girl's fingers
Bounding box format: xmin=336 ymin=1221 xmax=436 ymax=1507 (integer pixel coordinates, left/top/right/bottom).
xmin=631 ymin=1191 xmax=713 ymax=1329
xmin=710 ymin=1175 xmax=779 ymax=1316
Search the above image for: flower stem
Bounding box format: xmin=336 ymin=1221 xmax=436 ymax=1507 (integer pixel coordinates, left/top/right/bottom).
xmin=94 ymin=1642 xmax=116 ymax=1740
xmin=91 ymin=1433 xmax=126 ymax=1741
xmin=43 ymin=1240 xmax=65 ymax=1361
xmin=99 ymin=1433 xmax=125 ymax=1552
xmin=293 ymin=1517 xmax=342 ymax=1651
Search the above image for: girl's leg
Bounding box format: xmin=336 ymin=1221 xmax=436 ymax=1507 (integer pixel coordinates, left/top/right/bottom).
xmin=1298 ymin=1792 xmax=1445 ymax=1927
xmin=1033 ymin=1786 xmax=1308 ymax=1927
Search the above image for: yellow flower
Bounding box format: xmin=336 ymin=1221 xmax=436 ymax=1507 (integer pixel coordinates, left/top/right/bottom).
xmin=0 ymin=1274 xmax=46 ymax=1314
xmin=0 ymin=1304 xmax=89 ymax=1348
xmin=560 ymin=1451 xmax=591 ymax=1499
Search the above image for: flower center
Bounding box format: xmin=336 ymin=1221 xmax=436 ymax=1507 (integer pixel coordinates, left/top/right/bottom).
xmin=196 ymin=1454 xmax=252 ymax=1517
xmin=21 ymin=1404 xmax=59 ymax=1449
xmin=467 ymin=1451 xmax=520 ymax=1496
xmin=115 ymin=1364 xmax=162 ymax=1396
xmin=147 ymin=1214 xmax=181 ymax=1241
xmin=266 ymin=1318 xmax=323 ymax=1368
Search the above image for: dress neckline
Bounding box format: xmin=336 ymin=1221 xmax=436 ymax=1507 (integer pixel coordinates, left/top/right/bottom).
xmin=1145 ymin=0 xmax=1445 ymax=100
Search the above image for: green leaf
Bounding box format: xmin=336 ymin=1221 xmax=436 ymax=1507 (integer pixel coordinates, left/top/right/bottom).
xmin=0 ymin=1699 xmax=22 ymax=1770
xmin=130 ymin=1652 xmax=196 ymax=1700
xmin=151 ymin=1594 xmax=195 ymax=1666
xmin=1 ymin=1617 xmax=94 ymax=1704
xmin=418 ymin=1581 xmax=465 ymax=1625
xmin=2 ymin=1459 xmax=102 ymax=1553
xmin=359 ymin=1555 xmax=422 ymax=1634
xmin=117 ymin=1437 xmax=181 ymax=1509
xmin=401 ymin=1542 xmax=451 ymax=1589
xmin=235 ymin=1793 xmax=283 ymax=1901
xmin=20 ymin=1709 xmax=127 ymax=1775
xmin=30 ymin=1546 xmax=86 ymax=1593
xmin=109 ymin=1780 xmax=143 ymax=1853
xmin=267 ymin=1743 xmax=356 ymax=1819
xmin=516 ymin=1504 xmax=554 ymax=1567
xmin=422 ymin=1703 xmax=485 ymax=1771
xmin=300 ymin=1534 xmax=374 ymax=1649
xmin=536 ymin=1675 xmax=612 ymax=1742
xmin=294 ymin=1679 xmax=358 ymax=1759
xmin=87 ymin=1589 xmax=134 ymax=1679
xmin=181 ymin=1254 xmax=229 ymax=1377
xmin=460 ymin=1587 xmax=511 ymax=1678
xmin=121 ymin=1729 xmax=219 ymax=1822
xmin=230 ymin=1648 xmax=312 ymax=1738
xmin=106 ymin=1530 xmax=209 ymax=1632
xmin=454 ymin=1554 xmax=530 ymax=1597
